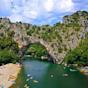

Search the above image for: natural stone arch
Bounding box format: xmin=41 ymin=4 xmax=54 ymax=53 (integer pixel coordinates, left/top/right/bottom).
xmin=17 ymin=35 xmax=65 ymax=64
xmin=26 ymin=36 xmax=63 ymax=64
xmin=24 ymin=42 xmax=54 ymax=62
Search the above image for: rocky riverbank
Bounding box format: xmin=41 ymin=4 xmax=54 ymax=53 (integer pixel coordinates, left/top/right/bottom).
xmin=0 ymin=63 xmax=21 ymax=88
xmin=78 ymin=66 xmax=88 ymax=76
xmin=63 ymin=63 xmax=88 ymax=76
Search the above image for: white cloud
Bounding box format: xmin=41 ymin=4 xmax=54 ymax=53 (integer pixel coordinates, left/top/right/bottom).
xmin=0 ymin=0 xmax=75 ymax=24
xmin=57 ymin=0 xmax=74 ymax=12
xmin=0 ymin=0 xmax=12 ymax=12
xmin=43 ymin=0 xmax=74 ymax=12
xmin=43 ymin=0 xmax=54 ymax=12
xmin=9 ymin=14 xmax=23 ymax=22
xmin=12 ymin=5 xmax=21 ymax=14
xmin=23 ymin=10 xmax=38 ymax=19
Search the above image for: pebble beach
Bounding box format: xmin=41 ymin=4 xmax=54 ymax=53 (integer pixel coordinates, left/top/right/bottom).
xmin=0 ymin=63 xmax=21 ymax=88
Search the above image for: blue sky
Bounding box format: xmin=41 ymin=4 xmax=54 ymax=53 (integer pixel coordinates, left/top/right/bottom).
xmin=0 ymin=0 xmax=88 ymax=25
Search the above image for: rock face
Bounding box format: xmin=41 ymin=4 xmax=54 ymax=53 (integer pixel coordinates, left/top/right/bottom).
xmin=0 ymin=63 xmax=21 ymax=88
xmin=63 ymin=11 xmax=88 ymax=27
xmin=79 ymin=66 xmax=88 ymax=75
xmin=0 ymin=11 xmax=88 ymax=64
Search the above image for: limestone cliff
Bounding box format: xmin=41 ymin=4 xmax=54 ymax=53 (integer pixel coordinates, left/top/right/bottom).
xmin=0 ymin=11 xmax=88 ymax=64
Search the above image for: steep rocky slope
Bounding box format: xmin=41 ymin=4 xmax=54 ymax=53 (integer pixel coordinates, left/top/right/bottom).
xmin=0 ymin=11 xmax=88 ymax=64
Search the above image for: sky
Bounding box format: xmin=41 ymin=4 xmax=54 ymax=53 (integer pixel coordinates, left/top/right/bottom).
xmin=0 ymin=0 xmax=88 ymax=25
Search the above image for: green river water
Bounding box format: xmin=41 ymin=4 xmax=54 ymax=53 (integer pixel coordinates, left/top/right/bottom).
xmin=11 ymin=59 xmax=88 ymax=88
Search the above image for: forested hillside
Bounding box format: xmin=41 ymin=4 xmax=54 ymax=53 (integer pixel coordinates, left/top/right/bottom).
xmin=0 ymin=11 xmax=88 ymax=65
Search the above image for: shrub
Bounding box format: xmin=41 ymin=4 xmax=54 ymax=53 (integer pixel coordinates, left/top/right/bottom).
xmin=64 ymin=39 xmax=88 ymax=66
xmin=0 ymin=49 xmax=19 ymax=65
xmin=26 ymin=43 xmax=48 ymax=59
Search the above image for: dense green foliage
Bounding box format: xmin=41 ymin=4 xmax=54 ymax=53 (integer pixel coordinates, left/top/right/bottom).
xmin=0 ymin=11 xmax=88 ymax=65
xmin=0 ymin=49 xmax=19 ymax=64
xmin=0 ymin=31 xmax=19 ymax=65
xmin=26 ymin=11 xmax=88 ymax=64
xmin=26 ymin=43 xmax=48 ymax=59
xmin=64 ymin=39 xmax=88 ymax=66
xmin=26 ymin=11 xmax=88 ymax=44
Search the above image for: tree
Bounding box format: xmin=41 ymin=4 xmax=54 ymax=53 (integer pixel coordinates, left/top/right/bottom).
xmin=64 ymin=39 xmax=88 ymax=66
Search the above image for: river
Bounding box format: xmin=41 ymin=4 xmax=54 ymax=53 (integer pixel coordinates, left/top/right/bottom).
xmin=11 ymin=59 xmax=88 ymax=88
